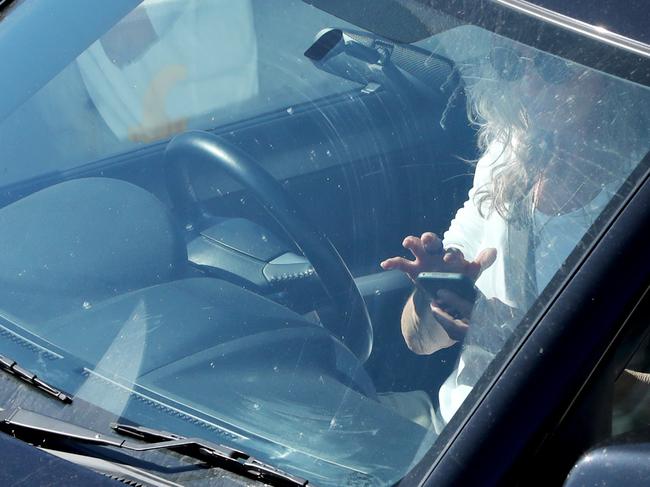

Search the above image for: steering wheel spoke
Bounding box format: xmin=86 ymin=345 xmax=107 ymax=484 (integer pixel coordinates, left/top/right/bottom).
xmin=165 ymin=131 xmax=373 ymax=361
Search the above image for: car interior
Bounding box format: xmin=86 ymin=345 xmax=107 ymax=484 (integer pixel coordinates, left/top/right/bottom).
xmin=5 ymin=1 xmax=648 ymax=485
xmin=0 ymin=13 xmax=477 ymax=387
xmin=0 ymin=8 xmax=481 ymax=478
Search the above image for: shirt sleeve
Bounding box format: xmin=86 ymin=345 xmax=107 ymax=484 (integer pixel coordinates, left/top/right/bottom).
xmin=443 ymin=143 xmax=502 ymax=260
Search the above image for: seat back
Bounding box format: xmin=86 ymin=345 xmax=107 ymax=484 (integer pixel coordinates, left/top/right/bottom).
xmin=0 ymin=177 xmax=186 ymax=323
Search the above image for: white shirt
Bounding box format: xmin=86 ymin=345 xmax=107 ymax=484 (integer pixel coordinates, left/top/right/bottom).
xmin=533 ymin=187 xmax=612 ymax=290
xmin=436 ymin=143 xmax=620 ymax=426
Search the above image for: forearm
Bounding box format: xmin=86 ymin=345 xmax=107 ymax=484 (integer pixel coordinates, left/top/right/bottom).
xmin=401 ymin=289 xmax=457 ymax=355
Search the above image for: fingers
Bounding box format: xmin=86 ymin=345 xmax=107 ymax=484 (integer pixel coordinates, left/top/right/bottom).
xmin=402 ymin=235 xmax=425 ymax=260
xmin=380 ymin=256 xmax=416 ymax=273
xmin=443 ymin=247 xmax=465 ymax=265
xmin=380 ymin=232 xmax=447 ymax=279
xmin=402 ymin=233 xmax=443 ymax=261
xmin=477 ymin=247 xmax=497 ymax=270
xmin=421 ymin=232 xmax=444 ymax=256
xmin=466 ymin=247 xmax=497 ymax=281
xmin=430 ymin=305 xmax=470 ymax=341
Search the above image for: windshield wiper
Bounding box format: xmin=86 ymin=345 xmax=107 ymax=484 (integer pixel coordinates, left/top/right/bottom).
xmin=0 ymin=354 xmax=72 ymax=403
xmin=0 ymin=407 xmax=308 ymax=487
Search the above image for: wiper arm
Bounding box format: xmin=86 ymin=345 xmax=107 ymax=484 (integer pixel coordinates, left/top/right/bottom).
xmin=111 ymin=423 xmax=309 ymax=486
xmin=0 ymin=354 xmax=72 ymax=403
xmin=0 ymin=408 xmax=308 ymax=487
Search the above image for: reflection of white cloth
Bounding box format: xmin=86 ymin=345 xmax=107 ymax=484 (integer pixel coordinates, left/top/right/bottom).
xmin=77 ymin=0 xmax=258 ymax=140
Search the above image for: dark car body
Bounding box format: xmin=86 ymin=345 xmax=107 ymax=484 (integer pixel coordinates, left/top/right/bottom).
xmin=0 ymin=0 xmax=649 ymax=486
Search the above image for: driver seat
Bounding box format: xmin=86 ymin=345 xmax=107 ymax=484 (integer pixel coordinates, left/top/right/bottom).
xmin=0 ymin=177 xmax=377 ymax=397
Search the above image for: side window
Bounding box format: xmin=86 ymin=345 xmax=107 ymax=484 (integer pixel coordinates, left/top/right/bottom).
xmin=613 ymin=332 xmax=650 ymax=435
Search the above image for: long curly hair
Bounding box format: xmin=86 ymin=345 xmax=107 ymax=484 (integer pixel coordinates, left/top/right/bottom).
xmin=462 ymin=40 xmax=649 ymax=226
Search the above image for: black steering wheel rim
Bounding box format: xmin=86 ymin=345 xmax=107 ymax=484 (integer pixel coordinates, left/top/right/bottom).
xmin=164 ymin=130 xmax=372 ymax=362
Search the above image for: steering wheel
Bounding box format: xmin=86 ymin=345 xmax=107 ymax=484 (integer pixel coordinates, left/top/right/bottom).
xmin=164 ymin=131 xmax=373 ymax=362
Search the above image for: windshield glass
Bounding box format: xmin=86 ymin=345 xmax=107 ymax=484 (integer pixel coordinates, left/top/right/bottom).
xmin=0 ymin=0 xmax=649 ymax=485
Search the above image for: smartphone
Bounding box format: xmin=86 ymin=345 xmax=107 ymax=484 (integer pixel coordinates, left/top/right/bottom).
xmin=416 ymin=272 xmax=477 ymax=303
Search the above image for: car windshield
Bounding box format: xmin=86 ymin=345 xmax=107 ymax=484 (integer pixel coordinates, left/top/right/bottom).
xmin=0 ymin=0 xmax=649 ymax=485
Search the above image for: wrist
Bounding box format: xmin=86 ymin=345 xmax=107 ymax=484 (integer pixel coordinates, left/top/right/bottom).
xmin=411 ymin=288 xmax=432 ymax=317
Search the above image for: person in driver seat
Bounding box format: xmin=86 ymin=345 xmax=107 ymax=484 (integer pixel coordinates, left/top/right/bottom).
xmin=380 ymin=38 xmax=650 ymax=431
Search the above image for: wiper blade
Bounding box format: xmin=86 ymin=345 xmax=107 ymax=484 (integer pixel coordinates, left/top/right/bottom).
xmin=0 ymin=354 xmax=72 ymax=403
xmin=111 ymin=422 xmax=308 ymax=486
xmin=0 ymin=408 xmax=308 ymax=487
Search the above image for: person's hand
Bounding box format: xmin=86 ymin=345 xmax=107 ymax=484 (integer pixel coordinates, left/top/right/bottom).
xmin=380 ymin=232 xmax=495 ymax=282
xmin=382 ymin=232 xmax=497 ymax=341
xmin=428 ymin=247 xmax=497 ymax=340
xmin=380 ymin=232 xmax=467 ymax=280
xmin=429 ymin=289 xmax=475 ymax=340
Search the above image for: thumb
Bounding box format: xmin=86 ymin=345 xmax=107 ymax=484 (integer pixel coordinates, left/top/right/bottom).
xmin=466 ymin=248 xmax=497 ymax=281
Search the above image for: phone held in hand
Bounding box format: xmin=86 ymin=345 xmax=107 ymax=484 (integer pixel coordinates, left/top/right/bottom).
xmin=416 ymin=272 xmax=477 ymax=303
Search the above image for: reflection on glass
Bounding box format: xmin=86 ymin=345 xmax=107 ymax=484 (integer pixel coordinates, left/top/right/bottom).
xmin=0 ymin=2 xmax=648 ymax=486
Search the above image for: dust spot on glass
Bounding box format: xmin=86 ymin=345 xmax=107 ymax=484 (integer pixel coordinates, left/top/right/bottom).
xmin=286 ymin=107 xmax=294 ymax=115
xmin=252 ymin=403 xmax=261 ymax=411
